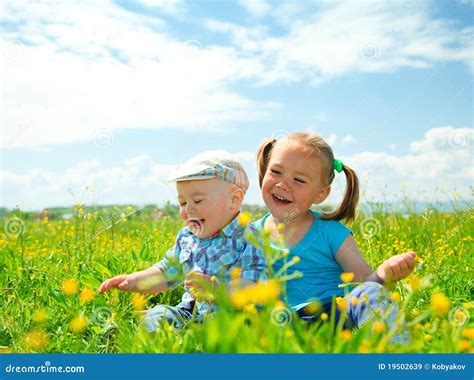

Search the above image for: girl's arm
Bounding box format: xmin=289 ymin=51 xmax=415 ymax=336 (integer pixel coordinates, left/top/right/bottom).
xmin=335 ymin=235 xmax=417 ymax=287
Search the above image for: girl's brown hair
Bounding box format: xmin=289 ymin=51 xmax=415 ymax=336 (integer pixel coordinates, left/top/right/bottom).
xmin=256 ymin=132 xmax=359 ymax=221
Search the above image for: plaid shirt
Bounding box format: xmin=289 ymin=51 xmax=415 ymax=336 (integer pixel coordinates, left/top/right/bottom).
xmin=154 ymin=215 xmax=267 ymax=318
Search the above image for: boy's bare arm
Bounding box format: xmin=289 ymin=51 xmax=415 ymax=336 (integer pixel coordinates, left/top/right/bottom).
xmin=98 ymin=266 xmax=169 ymax=294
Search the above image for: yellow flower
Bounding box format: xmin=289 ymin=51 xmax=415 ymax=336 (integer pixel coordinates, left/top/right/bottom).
xmin=372 ymin=321 xmax=386 ymax=334
xmin=358 ymin=339 xmax=370 ymax=353
xmin=243 ymin=304 xmax=258 ymax=314
xmin=79 ymin=287 xmax=95 ymax=303
xmin=230 ymin=267 xmax=242 ymax=280
xmin=341 ymin=329 xmax=352 ymax=341
xmin=320 ymin=312 xmax=328 ymax=322
xmin=430 ymin=292 xmax=450 ymax=315
xmin=340 ymin=272 xmax=355 ymax=283
xmin=32 ymin=309 xmax=48 ymax=324
xmin=70 ymin=315 xmax=88 ymax=333
xmin=131 ymin=293 xmax=146 ymax=310
xmin=61 ymin=279 xmax=79 ymax=296
xmin=407 ymin=275 xmax=421 ymax=291
xmin=277 ymin=223 xmax=285 ymax=232
xmin=231 ymin=280 xmax=280 ymax=308
xmin=453 ymin=309 xmax=468 ymax=324
xmin=210 ymin=276 xmax=217 ymax=283
xmin=459 ymin=340 xmax=470 ymax=352
xmin=259 ymin=336 xmax=269 ymax=347
xmin=231 ymin=288 xmax=251 ymax=309
xmin=237 ymin=212 xmax=252 ymax=227
xmin=303 ymin=301 xmax=321 ymax=315
xmin=335 ymin=297 xmax=347 ymax=312
xmin=25 ymin=329 xmax=49 ymax=351
xmin=252 ymin=280 xmax=280 ymax=305
xmin=390 ymin=292 xmax=401 ymax=302
xmin=462 ymin=328 xmax=474 ymax=339
xmin=291 ymin=256 xmax=301 ymax=264
xmin=424 ymin=334 xmax=432 ymax=343
xmin=351 ymin=297 xmax=359 ymax=306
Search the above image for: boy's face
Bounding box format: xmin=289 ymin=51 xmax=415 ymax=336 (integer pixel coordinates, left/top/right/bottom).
xmin=176 ymin=178 xmax=240 ymax=239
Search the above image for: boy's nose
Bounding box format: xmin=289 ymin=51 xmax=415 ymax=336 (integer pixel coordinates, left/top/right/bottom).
xmin=185 ymin=203 xmax=196 ymax=215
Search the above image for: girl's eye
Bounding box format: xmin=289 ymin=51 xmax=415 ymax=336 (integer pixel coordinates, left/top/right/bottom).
xmin=179 ymin=202 xmax=186 ymax=207
xmin=270 ymin=169 xmax=281 ymax=175
xmin=194 ymin=199 xmax=203 ymax=204
xmin=294 ymin=178 xmax=306 ymax=184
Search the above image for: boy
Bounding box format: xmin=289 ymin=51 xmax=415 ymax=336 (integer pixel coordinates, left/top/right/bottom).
xmin=98 ymin=150 xmax=267 ymax=331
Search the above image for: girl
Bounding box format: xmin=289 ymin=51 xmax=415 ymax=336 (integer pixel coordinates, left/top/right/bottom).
xmin=252 ymin=132 xmax=416 ymax=338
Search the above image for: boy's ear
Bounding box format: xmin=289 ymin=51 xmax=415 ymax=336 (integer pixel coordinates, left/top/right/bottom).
xmin=314 ymin=185 xmax=331 ymax=204
xmin=230 ymin=188 xmax=244 ymax=209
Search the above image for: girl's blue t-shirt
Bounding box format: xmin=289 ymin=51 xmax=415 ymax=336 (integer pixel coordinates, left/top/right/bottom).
xmin=251 ymin=210 xmax=352 ymax=310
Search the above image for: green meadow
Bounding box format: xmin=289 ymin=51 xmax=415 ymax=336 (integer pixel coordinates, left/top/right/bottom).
xmin=1 ymin=201 xmax=472 ymax=353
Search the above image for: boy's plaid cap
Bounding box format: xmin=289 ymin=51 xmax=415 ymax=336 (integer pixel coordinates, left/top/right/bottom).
xmin=168 ymin=150 xmax=249 ymax=193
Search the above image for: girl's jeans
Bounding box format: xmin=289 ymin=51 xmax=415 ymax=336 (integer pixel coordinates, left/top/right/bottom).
xmin=297 ymin=281 xmax=407 ymax=343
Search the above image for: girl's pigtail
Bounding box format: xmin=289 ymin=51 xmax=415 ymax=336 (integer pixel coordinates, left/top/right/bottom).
xmin=256 ymin=138 xmax=276 ymax=188
xmin=321 ymin=165 xmax=359 ymax=221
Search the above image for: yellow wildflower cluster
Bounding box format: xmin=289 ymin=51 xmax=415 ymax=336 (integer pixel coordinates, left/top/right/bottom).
xmin=340 ymin=272 xmax=355 ymax=283
xmin=70 ymin=315 xmax=88 ymax=333
xmin=237 ymin=212 xmax=252 ymax=227
xmin=372 ymin=321 xmax=386 ymax=334
xmin=25 ymin=329 xmax=49 ymax=351
xmin=430 ymin=292 xmax=450 ymax=315
xmin=335 ymin=297 xmax=347 ymax=312
xmin=131 ymin=293 xmax=147 ymax=310
xmin=61 ymin=279 xmax=79 ymax=296
xmin=231 ymin=280 xmax=280 ymax=308
xmin=32 ymin=309 xmax=48 ymax=324
xmin=79 ymin=287 xmax=95 ymax=303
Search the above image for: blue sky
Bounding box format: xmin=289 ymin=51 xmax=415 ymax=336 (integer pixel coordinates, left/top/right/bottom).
xmin=1 ymin=0 xmax=473 ymax=210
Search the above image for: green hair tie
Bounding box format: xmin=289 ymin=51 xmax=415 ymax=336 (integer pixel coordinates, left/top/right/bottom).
xmin=333 ymin=159 xmax=344 ymax=173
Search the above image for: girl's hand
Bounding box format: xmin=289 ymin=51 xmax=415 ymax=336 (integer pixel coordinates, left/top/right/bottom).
xmin=376 ymin=251 xmax=417 ymax=283
xmin=98 ymin=274 xmax=138 ymax=294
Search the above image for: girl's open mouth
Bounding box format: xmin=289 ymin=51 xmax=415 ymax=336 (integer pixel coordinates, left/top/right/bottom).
xmin=271 ymin=193 xmax=292 ymax=205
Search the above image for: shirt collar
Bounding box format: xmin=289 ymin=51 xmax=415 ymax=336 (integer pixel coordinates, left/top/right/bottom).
xmin=220 ymin=213 xmax=243 ymax=238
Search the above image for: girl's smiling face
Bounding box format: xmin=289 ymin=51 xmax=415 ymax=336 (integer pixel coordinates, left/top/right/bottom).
xmin=261 ymin=140 xmax=331 ymax=221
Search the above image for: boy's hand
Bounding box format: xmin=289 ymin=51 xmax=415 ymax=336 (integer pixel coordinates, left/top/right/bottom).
xmin=98 ymin=274 xmax=138 ymax=294
xmin=184 ymin=271 xmax=216 ymax=290
xmin=376 ymin=251 xmax=417 ymax=283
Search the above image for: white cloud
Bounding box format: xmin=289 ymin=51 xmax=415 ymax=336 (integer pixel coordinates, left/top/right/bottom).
xmin=326 ymin=126 xmax=473 ymax=204
xmin=3 ymin=127 xmax=471 ymax=210
xmin=234 ymin=151 xmax=256 ymax=161
xmin=238 ymin=0 xmax=272 ymax=18
xmin=208 ymin=1 xmax=474 ymax=85
xmin=0 ymin=0 xmax=279 ymax=148
xmin=341 ymin=134 xmax=357 ymax=145
xmin=135 ymin=0 xmax=186 ymax=15
xmin=1 ymin=0 xmax=472 ymax=151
